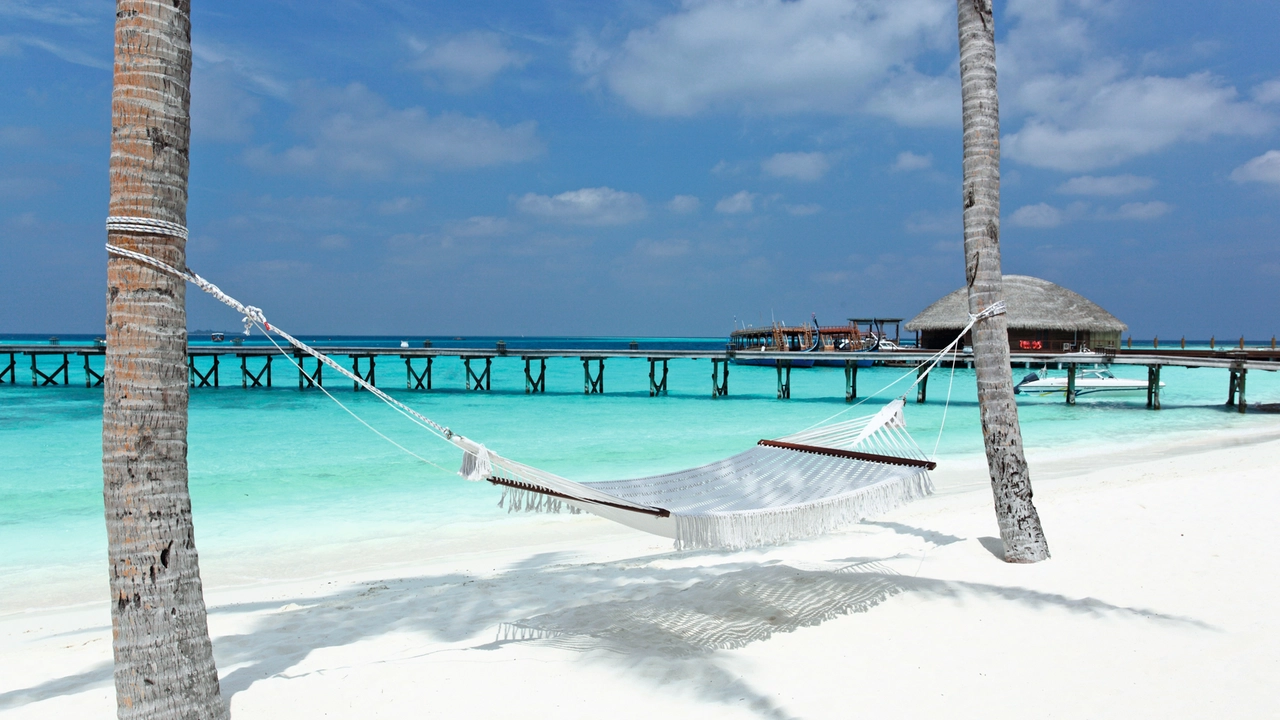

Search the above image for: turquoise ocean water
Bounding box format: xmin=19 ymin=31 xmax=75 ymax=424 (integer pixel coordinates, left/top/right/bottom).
xmin=2 ymin=334 xmax=1278 ymax=610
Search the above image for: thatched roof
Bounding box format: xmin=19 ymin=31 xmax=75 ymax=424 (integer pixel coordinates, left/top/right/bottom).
xmin=904 ymin=275 xmax=1127 ymax=332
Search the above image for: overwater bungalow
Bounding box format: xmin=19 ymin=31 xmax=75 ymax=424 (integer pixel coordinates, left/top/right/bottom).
xmin=905 ymin=275 xmax=1127 ymax=351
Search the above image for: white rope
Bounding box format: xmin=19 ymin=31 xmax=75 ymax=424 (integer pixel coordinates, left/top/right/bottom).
xmin=105 ymin=243 xmax=464 ymax=452
xmin=106 ymin=216 xmax=190 ymax=241
xmin=931 ymin=348 xmax=959 ymax=461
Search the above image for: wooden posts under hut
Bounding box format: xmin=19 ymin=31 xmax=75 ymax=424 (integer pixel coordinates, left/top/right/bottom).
xmin=1065 ymin=363 xmax=1077 ymax=405
xmin=776 ymin=360 xmax=792 ymax=400
xmin=405 ymin=356 xmax=433 ymax=390
xmin=524 ymin=357 xmax=545 ymax=393
xmin=915 ymin=364 xmax=928 ymax=404
xmin=582 ymin=357 xmax=604 ymax=394
xmin=712 ymin=358 xmax=729 ymax=398
xmin=465 ymin=356 xmax=492 ymax=391
xmin=1147 ymin=366 xmax=1162 ymax=410
xmin=239 ymin=354 xmax=271 ymax=388
xmin=296 ymin=352 xmax=323 ymax=389
xmin=649 ymin=358 xmax=669 ymax=396
xmin=350 ymin=354 xmax=376 ymax=391
xmin=188 ymin=355 xmax=219 ymax=388
xmin=844 ymin=360 xmax=859 ymax=402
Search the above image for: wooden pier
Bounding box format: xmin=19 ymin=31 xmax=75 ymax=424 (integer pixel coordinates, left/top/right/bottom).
xmin=2 ymin=343 xmax=1278 ymax=411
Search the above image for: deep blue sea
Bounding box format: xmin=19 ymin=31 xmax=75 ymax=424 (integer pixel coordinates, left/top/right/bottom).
xmin=3 ymin=333 xmax=1278 ymax=611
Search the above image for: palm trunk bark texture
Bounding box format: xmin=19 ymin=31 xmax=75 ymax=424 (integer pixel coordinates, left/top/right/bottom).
xmin=104 ymin=1 xmax=228 ymax=717
xmin=957 ymin=0 xmax=1050 ymax=563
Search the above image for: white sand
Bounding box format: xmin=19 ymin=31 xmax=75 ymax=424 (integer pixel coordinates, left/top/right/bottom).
xmin=3 ymin=425 xmax=1280 ymax=719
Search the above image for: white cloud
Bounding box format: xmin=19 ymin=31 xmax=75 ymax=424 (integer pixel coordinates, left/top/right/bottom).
xmin=1005 ymin=72 xmax=1272 ymax=171
xmin=1110 ymin=201 xmax=1172 ymax=220
xmin=408 ymin=31 xmax=529 ymax=91
xmin=191 ymin=62 xmax=261 ymax=143
xmin=0 ymin=1 xmax=100 ymax=26
xmin=1009 ymin=203 xmax=1065 ymax=229
xmin=0 ymin=34 xmax=107 ymax=69
xmin=578 ymin=0 xmax=954 ymax=119
xmin=715 ymin=191 xmax=757 ymax=214
xmin=444 ymin=216 xmax=514 ymax=236
xmin=1057 ymin=174 xmax=1155 ymax=196
xmin=667 ymin=195 xmax=701 ymax=214
xmin=785 ymin=203 xmax=822 ymax=216
xmin=1254 ymin=80 xmax=1280 ymax=105
xmin=892 ymin=151 xmax=932 ymax=171
xmin=245 ymin=84 xmax=543 ymax=178
xmin=1231 ymin=150 xmax=1280 ymax=185
xmin=762 ymin=152 xmax=830 ymax=181
xmin=515 ymin=187 xmax=647 ymax=226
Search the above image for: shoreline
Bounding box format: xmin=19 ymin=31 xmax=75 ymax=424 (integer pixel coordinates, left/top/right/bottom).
xmin=4 ymin=421 xmax=1279 ymax=717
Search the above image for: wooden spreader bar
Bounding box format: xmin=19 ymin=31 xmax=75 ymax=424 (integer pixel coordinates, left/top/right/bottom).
xmin=486 ymin=475 xmax=670 ymax=518
xmin=757 ymin=439 xmax=937 ymax=470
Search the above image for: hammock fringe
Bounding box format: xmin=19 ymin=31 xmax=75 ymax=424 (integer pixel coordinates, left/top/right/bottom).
xmin=672 ymin=471 xmax=933 ymax=551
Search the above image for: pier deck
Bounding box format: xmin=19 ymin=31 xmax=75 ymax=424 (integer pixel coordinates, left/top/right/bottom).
xmin=3 ymin=343 xmax=1277 ymax=410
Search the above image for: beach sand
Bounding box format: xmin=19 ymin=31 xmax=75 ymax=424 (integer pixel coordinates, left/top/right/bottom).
xmin=3 ymin=425 xmax=1279 ymax=719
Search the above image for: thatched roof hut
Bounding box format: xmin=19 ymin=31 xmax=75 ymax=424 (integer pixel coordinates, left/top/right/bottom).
xmin=905 ymin=275 xmax=1127 ymax=351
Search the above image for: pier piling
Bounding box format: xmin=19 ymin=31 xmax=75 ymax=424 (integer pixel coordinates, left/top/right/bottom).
xmin=30 ymin=352 xmax=70 ymax=386
xmin=404 ymin=356 xmax=433 ymax=390
xmin=712 ymin=358 xmax=729 ymax=398
xmin=915 ymin=364 xmax=928 ymax=404
xmin=1066 ymin=363 xmax=1077 ymax=405
xmin=1237 ymin=368 xmax=1248 ymax=414
xmin=188 ymin=355 xmax=219 ymax=388
xmin=523 ymin=357 xmax=545 ymax=393
xmin=776 ymin=361 xmax=792 ymax=400
xmin=582 ymin=358 xmax=604 ymax=394
xmin=239 ymin=354 xmax=272 ymax=388
xmin=80 ymin=352 xmax=103 ymax=387
xmin=1 ymin=352 xmax=16 ymax=384
xmin=1147 ymin=365 xmax=1161 ymax=410
xmin=465 ymin=357 xmax=492 ymax=391
xmin=649 ymin=358 xmax=669 ymax=396
xmin=350 ymin=355 xmax=376 ymax=391
xmin=296 ymin=353 xmax=323 ymax=389
xmin=844 ymin=360 xmax=859 ymax=402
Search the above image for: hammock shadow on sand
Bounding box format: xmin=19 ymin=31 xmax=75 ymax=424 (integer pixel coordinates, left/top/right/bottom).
xmin=0 ymin=550 xmax=1214 ymax=716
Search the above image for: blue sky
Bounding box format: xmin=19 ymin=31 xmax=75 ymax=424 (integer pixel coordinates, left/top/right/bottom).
xmin=2 ymin=0 xmax=1278 ymax=337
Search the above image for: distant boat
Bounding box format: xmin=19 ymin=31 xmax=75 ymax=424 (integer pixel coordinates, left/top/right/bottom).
xmin=1014 ymin=367 xmax=1163 ymax=397
xmin=211 ymin=332 xmax=224 ymax=342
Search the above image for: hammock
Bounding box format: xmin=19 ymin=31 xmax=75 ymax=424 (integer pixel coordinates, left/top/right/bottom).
xmin=104 ymin=230 xmax=986 ymax=551
xmin=450 ymin=399 xmax=934 ymax=550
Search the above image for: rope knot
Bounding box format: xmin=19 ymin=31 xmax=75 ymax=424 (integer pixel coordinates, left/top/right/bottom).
xmin=968 ymin=300 xmax=1006 ymax=324
xmin=241 ymin=306 xmax=267 ymax=335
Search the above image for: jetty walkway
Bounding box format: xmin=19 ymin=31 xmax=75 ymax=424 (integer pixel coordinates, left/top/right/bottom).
xmin=3 ymin=343 xmax=1277 ymax=412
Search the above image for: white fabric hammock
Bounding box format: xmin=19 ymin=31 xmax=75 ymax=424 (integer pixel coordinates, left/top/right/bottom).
xmin=451 ymin=399 xmax=935 ymax=550
xmin=105 ymin=237 xmax=948 ymax=552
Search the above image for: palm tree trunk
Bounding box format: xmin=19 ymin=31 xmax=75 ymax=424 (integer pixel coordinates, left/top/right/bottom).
xmin=104 ymin=1 xmax=227 ymax=717
xmin=956 ymin=0 xmax=1049 ymax=563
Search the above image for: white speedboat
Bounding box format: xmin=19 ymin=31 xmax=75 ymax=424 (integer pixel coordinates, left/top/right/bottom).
xmin=1014 ymin=368 xmax=1162 ymax=397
